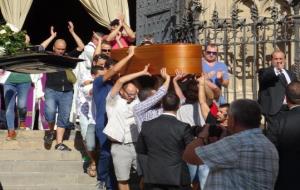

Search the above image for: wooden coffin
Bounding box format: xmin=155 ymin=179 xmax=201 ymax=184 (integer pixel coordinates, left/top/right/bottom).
xmin=111 ymin=44 xmax=202 ymax=75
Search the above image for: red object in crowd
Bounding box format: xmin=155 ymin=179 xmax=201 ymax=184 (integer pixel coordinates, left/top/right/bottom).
xmin=210 ymin=102 xmax=218 ymax=117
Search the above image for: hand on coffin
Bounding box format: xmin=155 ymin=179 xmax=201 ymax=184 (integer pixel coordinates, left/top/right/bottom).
xmin=160 ymin=67 xmax=170 ymax=81
xmin=141 ymin=64 xmax=151 ymax=76
xmin=173 ymin=69 xmax=186 ymax=82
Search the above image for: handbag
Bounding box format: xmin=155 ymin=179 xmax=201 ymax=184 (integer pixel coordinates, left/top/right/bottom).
xmin=65 ymin=69 xmax=77 ymax=84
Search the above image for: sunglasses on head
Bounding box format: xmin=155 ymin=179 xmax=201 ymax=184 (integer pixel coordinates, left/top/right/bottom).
xmin=102 ymin=49 xmax=111 ymax=52
xmin=206 ymin=51 xmax=218 ymax=55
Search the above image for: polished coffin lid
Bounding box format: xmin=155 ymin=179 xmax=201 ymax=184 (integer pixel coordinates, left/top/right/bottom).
xmin=0 ymin=52 xmax=83 ymax=74
xmin=111 ymin=44 xmax=202 ymax=75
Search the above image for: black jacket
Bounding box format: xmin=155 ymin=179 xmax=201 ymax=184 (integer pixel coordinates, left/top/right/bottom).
xmin=136 ymin=114 xmax=193 ymax=186
xmin=258 ymin=66 xmax=296 ymax=116
xmin=266 ymin=106 xmax=300 ymax=190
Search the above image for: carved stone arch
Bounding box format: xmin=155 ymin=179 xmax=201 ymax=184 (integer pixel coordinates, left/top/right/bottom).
xmin=233 ymin=0 xmax=255 ymax=22
xmin=259 ymin=0 xmax=291 ymax=16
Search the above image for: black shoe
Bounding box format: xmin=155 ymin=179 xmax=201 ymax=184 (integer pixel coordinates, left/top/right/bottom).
xmin=55 ymin=143 xmax=72 ymax=151
xmin=44 ymin=131 xmax=55 ymax=145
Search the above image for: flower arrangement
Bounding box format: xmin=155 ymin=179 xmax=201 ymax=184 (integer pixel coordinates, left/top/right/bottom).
xmin=0 ymin=24 xmax=26 ymax=56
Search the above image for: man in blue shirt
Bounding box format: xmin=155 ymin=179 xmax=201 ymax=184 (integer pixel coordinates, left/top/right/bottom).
xmin=202 ymin=43 xmax=229 ymax=104
xmin=93 ymin=46 xmax=135 ymax=190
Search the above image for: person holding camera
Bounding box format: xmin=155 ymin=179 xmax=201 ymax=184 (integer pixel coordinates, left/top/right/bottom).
xmin=183 ymin=99 xmax=279 ymax=190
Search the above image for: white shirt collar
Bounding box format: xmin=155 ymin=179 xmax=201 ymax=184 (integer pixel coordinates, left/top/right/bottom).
xmin=162 ymin=112 xmax=177 ymax=118
xmin=289 ymin=105 xmax=300 ymax=110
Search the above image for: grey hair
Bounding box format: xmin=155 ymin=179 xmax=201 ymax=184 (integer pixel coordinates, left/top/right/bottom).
xmin=229 ymin=99 xmax=262 ymax=129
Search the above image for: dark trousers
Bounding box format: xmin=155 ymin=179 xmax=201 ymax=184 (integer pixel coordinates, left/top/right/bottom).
xmin=95 ymin=124 xmax=116 ymax=190
xmin=144 ymin=183 xmax=191 ymax=190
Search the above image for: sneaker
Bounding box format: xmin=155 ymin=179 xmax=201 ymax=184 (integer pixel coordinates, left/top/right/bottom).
xmin=44 ymin=131 xmax=55 ymax=145
xmin=96 ymin=181 xmax=106 ymax=190
xmin=55 ymin=143 xmax=72 ymax=151
xmin=6 ymin=130 xmax=17 ymax=141
xmin=19 ymin=121 xmax=27 ymax=130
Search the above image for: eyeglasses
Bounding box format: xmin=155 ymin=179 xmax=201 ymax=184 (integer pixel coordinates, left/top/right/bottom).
xmin=101 ymin=49 xmax=111 ymax=52
xmin=98 ymin=66 xmax=105 ymax=70
xmin=206 ymin=51 xmax=218 ymax=55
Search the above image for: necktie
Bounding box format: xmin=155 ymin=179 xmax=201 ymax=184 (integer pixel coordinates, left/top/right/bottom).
xmin=279 ymin=72 xmax=288 ymax=86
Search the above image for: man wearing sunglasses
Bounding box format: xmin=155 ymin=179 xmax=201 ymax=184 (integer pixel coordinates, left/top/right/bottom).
xmin=202 ymin=43 xmax=229 ymax=104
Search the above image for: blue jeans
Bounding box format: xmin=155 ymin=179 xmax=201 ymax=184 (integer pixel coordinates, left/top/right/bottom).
xmin=188 ymin=163 xmax=209 ymax=190
xmin=4 ymin=82 xmax=31 ymax=130
xmin=96 ymin=124 xmax=116 ymax=190
xmin=44 ymin=88 xmax=73 ymax=128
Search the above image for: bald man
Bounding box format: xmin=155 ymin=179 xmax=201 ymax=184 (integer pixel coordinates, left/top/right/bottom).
xmin=43 ymin=21 xmax=85 ymax=151
xmin=258 ymin=50 xmax=296 ymax=124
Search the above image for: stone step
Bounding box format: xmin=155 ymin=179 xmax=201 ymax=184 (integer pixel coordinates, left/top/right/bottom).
xmin=0 ymin=150 xmax=83 ymax=161
xmin=0 ymin=172 xmax=97 ymax=186
xmin=0 ymin=160 xmax=86 ymax=173
xmin=0 ymin=129 xmax=81 ymax=140
xmin=0 ymin=138 xmax=84 ymax=151
xmin=3 ymin=184 xmax=97 ymax=190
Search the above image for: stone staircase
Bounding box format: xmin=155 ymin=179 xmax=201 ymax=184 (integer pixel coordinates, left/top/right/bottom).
xmin=0 ymin=130 xmax=97 ymax=190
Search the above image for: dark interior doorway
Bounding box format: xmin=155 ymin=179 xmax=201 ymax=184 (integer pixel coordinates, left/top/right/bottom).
xmin=22 ymin=0 xmax=136 ymax=51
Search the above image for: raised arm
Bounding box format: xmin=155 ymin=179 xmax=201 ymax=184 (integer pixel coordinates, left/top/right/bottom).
xmin=198 ymin=76 xmax=210 ymax=120
xmin=106 ymin=23 xmax=123 ymax=42
xmin=103 ymin=46 xmax=135 ymax=81
xmin=119 ymin=14 xmax=135 ymax=40
xmin=173 ymin=69 xmax=186 ymax=102
xmin=68 ymin=21 xmax=85 ymax=51
xmin=115 ymin=32 xmax=124 ymax=49
xmin=93 ymin=32 xmax=103 ymax=56
xmin=40 ymin=26 xmax=57 ymax=49
xmin=110 ymin=64 xmax=151 ymax=97
xmin=205 ymin=79 xmax=221 ymax=99
xmin=161 ymin=68 xmax=171 ymax=91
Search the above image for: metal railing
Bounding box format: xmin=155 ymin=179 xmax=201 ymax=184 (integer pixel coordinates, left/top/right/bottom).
xmin=173 ymin=0 xmax=300 ymax=101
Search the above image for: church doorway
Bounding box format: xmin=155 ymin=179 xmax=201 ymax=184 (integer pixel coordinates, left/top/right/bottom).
xmin=22 ymin=0 xmax=136 ymax=50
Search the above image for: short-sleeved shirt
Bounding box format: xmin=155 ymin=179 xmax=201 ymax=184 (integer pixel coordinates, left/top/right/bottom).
xmin=196 ymin=128 xmax=279 ymax=190
xmin=202 ymin=60 xmax=229 ymax=87
xmin=104 ymin=93 xmax=139 ymax=143
xmin=177 ymin=103 xmax=205 ymax=127
xmin=92 ymin=76 xmax=113 ymax=129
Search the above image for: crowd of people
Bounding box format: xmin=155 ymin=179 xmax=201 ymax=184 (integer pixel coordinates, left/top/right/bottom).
xmin=0 ymin=14 xmax=299 ymax=190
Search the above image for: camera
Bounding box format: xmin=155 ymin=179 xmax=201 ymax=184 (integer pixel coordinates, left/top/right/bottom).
xmin=209 ymin=124 xmax=223 ymax=138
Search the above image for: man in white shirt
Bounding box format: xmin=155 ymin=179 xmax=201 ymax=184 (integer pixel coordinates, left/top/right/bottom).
xmin=104 ymin=65 xmax=150 ymax=190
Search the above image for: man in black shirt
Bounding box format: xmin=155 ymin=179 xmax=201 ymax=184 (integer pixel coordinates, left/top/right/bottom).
xmin=44 ymin=21 xmax=84 ymax=151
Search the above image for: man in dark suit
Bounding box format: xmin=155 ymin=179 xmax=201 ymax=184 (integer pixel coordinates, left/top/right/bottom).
xmin=258 ymin=50 xmax=296 ymax=122
xmin=136 ymin=92 xmax=194 ymax=190
xmin=266 ymin=81 xmax=300 ymax=190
